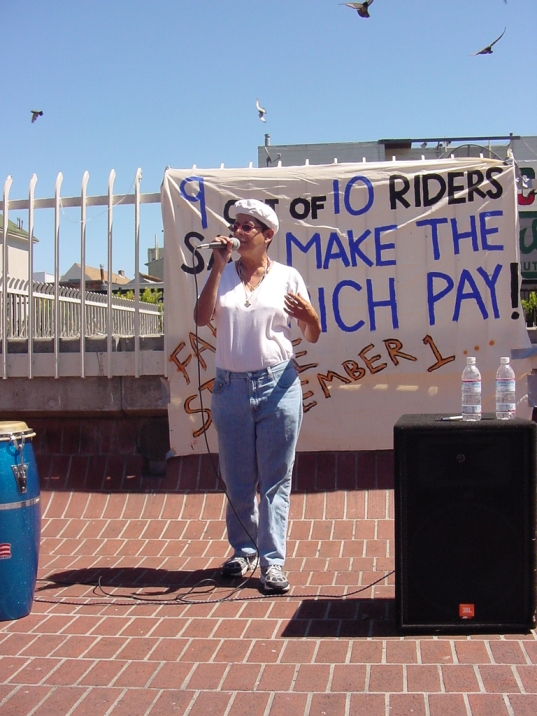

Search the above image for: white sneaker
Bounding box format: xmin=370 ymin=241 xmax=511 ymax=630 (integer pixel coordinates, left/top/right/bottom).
xmin=260 ymin=565 xmax=290 ymax=593
xmin=221 ymin=554 xmax=258 ymax=577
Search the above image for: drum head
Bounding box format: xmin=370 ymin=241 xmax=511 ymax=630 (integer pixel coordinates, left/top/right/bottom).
xmin=0 ymin=421 xmax=33 ymax=441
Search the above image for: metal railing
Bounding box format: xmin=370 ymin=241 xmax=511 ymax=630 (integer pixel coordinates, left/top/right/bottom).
xmin=1 ymin=169 xmax=164 ymax=379
xmin=3 ymin=277 xmax=163 ymax=340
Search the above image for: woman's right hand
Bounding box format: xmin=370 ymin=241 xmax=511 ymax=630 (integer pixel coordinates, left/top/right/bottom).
xmin=210 ymin=236 xmax=236 ymax=269
xmin=193 ymin=236 xmax=235 ymax=326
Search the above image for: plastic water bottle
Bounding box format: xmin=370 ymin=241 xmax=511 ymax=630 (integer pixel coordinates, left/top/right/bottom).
xmin=496 ymin=357 xmax=516 ymax=420
xmin=461 ymin=357 xmax=481 ymax=421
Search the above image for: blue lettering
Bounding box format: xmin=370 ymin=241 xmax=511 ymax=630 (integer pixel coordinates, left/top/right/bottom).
xmin=323 ymin=231 xmax=350 ymax=270
xmin=476 ymin=264 xmax=502 ymax=319
xmin=427 ymin=272 xmax=454 ymax=326
xmin=179 ymin=176 xmax=207 ymax=229
xmin=333 ymin=179 xmax=340 ymax=215
xmin=416 ymin=218 xmax=448 ymax=261
xmin=480 ymin=210 xmax=504 ymax=251
xmin=333 ymin=280 xmax=365 ymax=332
xmin=318 ymin=286 xmax=328 ymax=333
xmin=451 ymin=215 xmax=479 ymax=255
xmin=347 ymin=229 xmax=373 ymax=267
xmin=367 ymin=278 xmax=399 ymax=330
xmin=374 ymin=225 xmax=397 ymax=267
xmin=286 ymin=231 xmax=322 ymax=268
xmin=344 ymin=175 xmax=374 ymax=216
xmin=428 ymin=267 xmax=502 ymax=325
xmin=453 ymin=269 xmax=488 ymax=321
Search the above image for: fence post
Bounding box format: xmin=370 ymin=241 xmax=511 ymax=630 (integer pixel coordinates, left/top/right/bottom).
xmin=54 ymin=173 xmax=63 ymax=379
xmin=2 ymin=176 xmax=13 ymax=379
xmin=28 ymin=175 xmax=37 ymax=379
xmin=106 ymin=170 xmax=116 ymax=379
xmin=80 ymin=171 xmax=89 ymax=378
xmin=134 ymin=168 xmax=142 ymax=378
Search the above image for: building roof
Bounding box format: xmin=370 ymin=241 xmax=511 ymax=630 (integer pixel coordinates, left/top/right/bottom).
xmin=0 ymin=215 xmax=38 ymax=243
xmin=120 ymin=273 xmax=164 ymax=290
xmin=258 ymin=133 xmax=536 ymax=167
xmin=60 ymin=263 xmax=131 ymax=285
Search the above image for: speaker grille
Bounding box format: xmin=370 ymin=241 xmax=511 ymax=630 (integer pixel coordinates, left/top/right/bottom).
xmin=416 ymin=434 xmax=511 ymax=488
xmin=395 ymin=414 xmax=537 ymax=633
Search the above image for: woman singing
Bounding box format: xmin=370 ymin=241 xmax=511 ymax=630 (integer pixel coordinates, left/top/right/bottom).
xmin=194 ymin=199 xmax=321 ymax=593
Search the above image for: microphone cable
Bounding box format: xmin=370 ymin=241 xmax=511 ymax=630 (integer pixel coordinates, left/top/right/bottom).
xmin=190 ymin=244 xmax=261 ymax=596
xmin=35 ymin=243 xmax=264 ymax=610
xmin=34 ymin=242 xmax=395 ymax=609
xmin=34 ymin=569 xmax=395 ymax=608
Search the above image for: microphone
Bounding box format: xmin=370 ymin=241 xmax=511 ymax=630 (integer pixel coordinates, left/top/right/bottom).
xmin=196 ymin=237 xmax=241 ymax=251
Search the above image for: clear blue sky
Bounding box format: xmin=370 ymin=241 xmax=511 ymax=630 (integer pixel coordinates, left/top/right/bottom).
xmin=2 ymin=0 xmax=535 ymax=278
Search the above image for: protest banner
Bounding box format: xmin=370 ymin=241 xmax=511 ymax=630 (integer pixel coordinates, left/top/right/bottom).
xmin=161 ymin=159 xmax=531 ymax=455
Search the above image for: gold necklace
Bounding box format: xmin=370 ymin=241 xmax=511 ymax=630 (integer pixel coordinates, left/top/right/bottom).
xmin=237 ymin=258 xmax=271 ymax=307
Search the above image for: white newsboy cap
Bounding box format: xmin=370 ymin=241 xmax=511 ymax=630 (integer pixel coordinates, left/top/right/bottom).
xmin=230 ymin=199 xmax=279 ymax=235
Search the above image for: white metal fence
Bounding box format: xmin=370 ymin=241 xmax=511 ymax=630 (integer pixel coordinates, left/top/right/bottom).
xmin=0 ymin=169 xmax=164 ymax=379
xmin=4 ymin=277 xmax=163 ymax=339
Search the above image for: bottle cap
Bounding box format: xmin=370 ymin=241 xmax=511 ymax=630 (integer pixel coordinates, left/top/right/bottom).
xmin=500 ymin=357 xmax=510 ymax=363
xmin=467 ymin=356 xmax=476 ymax=364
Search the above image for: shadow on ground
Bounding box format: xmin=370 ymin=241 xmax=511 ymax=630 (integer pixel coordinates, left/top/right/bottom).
xmin=35 ymin=567 xmax=397 ymax=637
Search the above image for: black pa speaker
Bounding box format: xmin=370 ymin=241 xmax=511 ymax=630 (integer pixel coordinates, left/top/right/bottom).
xmin=394 ymin=413 xmax=537 ymax=634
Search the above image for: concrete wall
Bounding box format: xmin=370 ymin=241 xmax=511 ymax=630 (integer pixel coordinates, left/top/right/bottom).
xmin=0 ymin=375 xmax=169 ymax=418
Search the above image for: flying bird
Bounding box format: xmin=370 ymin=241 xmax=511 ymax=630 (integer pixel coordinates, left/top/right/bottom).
xmin=471 ymin=27 xmax=506 ymax=55
xmin=340 ymin=1 xmax=374 ymax=18
xmin=256 ymin=98 xmax=267 ymax=122
xmin=31 ymin=110 xmax=43 ymax=123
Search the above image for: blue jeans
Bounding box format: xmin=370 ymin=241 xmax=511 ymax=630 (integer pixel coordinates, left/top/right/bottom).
xmin=211 ymin=359 xmax=302 ymax=567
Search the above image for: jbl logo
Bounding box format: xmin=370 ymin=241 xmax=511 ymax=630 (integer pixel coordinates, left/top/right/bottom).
xmin=459 ymin=604 xmax=475 ymax=619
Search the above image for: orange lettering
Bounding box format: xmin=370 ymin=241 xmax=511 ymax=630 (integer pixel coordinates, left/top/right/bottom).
xmin=423 ymin=334 xmax=456 ymax=372
xmin=343 ymin=360 xmax=366 ymax=381
xmin=184 ymin=379 xmax=215 ymax=437
xmin=383 ymin=339 xmax=417 ymax=366
xmin=169 ymin=341 xmax=192 ymax=384
xmin=359 ymin=344 xmax=387 ymax=374
xmin=317 ymin=370 xmax=352 ymax=399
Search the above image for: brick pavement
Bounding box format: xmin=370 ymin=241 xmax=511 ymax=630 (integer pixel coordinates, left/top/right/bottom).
xmin=0 ymin=434 xmax=536 ymax=715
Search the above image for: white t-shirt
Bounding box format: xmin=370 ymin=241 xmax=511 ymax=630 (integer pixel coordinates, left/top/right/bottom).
xmin=211 ymin=260 xmax=309 ymax=372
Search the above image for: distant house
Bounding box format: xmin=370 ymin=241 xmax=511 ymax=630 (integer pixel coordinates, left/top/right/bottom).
xmin=120 ymin=272 xmax=163 ymax=291
xmin=60 ymin=263 xmax=131 ymax=292
xmin=0 ymin=216 xmax=38 ymax=281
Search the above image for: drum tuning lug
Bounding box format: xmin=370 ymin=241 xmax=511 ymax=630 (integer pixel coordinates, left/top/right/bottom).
xmin=12 ymin=463 xmax=28 ymax=494
xmin=9 ymin=432 xmax=28 ymax=493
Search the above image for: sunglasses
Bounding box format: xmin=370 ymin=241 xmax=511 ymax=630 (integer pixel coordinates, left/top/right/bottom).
xmin=230 ymin=221 xmax=263 ymax=234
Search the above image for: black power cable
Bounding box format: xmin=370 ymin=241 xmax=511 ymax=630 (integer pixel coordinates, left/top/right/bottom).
xmin=34 ymin=569 xmax=395 ymax=607
xmin=35 ymin=242 xmax=395 ymax=609
xmin=191 ymin=244 xmax=261 ymax=596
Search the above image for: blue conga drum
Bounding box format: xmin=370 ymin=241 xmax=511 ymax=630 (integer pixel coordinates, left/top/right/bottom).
xmin=0 ymin=421 xmax=41 ymax=620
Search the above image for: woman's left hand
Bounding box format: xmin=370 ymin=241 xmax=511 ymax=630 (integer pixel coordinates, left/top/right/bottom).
xmin=284 ymin=292 xmax=315 ymax=322
xmin=284 ymin=292 xmax=321 ymax=343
